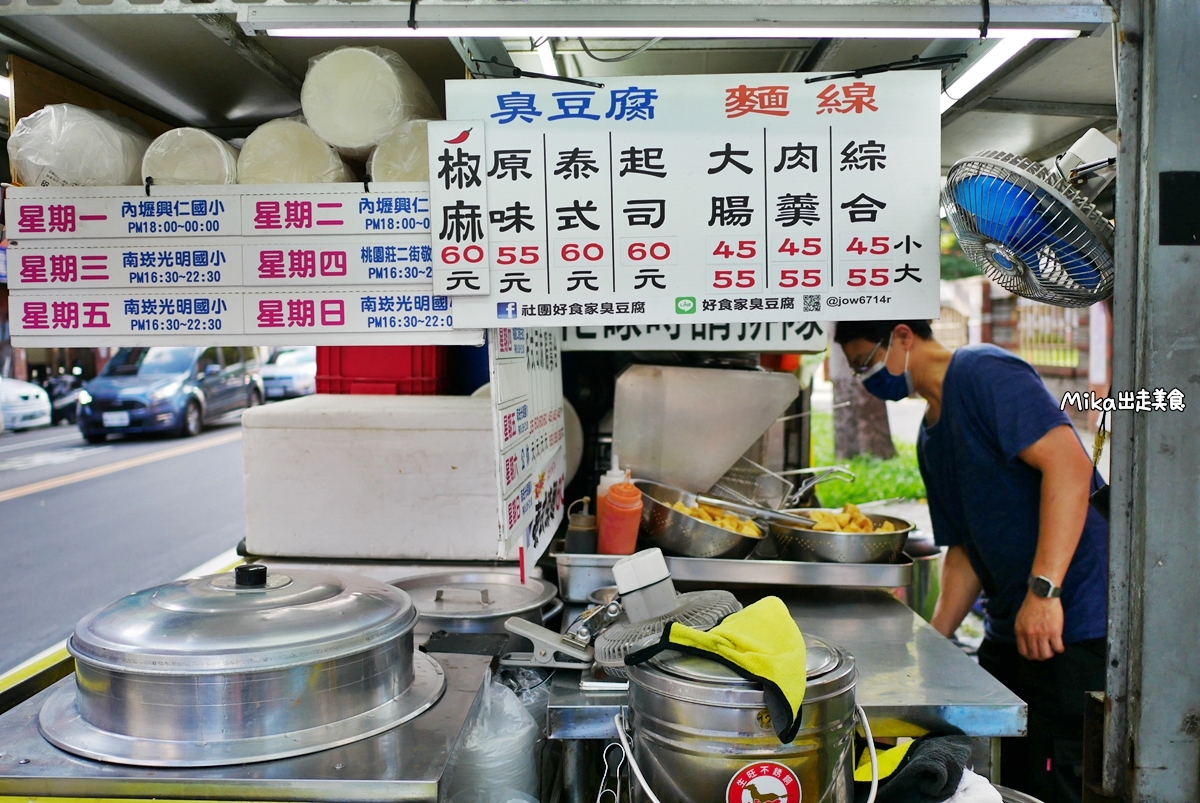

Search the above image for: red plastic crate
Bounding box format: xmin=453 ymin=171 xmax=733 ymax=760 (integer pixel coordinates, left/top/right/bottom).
xmin=316 ymin=346 xmax=449 ymax=395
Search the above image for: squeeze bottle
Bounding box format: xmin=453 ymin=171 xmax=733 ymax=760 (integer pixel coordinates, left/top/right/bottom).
xmin=598 ymin=472 xmax=643 ymax=555
xmin=596 ymin=453 xmax=626 ymax=533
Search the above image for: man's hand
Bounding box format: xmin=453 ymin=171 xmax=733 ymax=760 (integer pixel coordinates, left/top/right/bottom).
xmin=1015 ymin=592 xmax=1065 ymax=660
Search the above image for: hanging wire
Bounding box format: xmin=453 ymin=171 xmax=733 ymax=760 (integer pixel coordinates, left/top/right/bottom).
xmin=577 ymin=37 xmax=663 ymax=63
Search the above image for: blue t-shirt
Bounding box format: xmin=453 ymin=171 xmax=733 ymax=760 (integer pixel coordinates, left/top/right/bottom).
xmin=917 ymin=344 xmax=1108 ymax=643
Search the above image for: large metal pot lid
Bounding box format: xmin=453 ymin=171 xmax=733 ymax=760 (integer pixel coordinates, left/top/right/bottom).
xmin=70 ymin=567 xmax=417 ymax=673
xmin=650 ymin=635 xmax=842 ymax=684
xmin=392 ymin=572 xmax=556 ymax=619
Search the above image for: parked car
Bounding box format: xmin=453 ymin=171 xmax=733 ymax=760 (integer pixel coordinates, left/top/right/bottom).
xmin=0 ymin=378 xmax=52 ymax=432
xmin=78 ymin=346 xmax=264 ymax=443
xmin=261 ymin=347 xmax=318 ymax=401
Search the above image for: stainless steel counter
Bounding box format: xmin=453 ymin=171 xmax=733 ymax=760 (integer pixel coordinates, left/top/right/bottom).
xmin=0 ymin=653 xmax=490 ymax=802
xmin=548 ymin=588 xmax=1024 ymax=741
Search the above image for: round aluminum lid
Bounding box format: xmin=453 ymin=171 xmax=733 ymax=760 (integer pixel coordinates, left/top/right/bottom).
xmin=393 ymin=572 xmax=556 ymax=620
xmin=652 ymin=635 xmax=841 ymax=684
xmin=631 ymin=635 xmax=855 ymax=707
xmin=69 ymin=568 xmax=417 ymax=674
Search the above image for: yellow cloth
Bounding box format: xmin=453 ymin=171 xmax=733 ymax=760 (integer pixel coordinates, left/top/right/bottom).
xmin=625 ymin=596 xmax=809 ymax=743
xmin=854 ymin=739 xmax=914 ymax=781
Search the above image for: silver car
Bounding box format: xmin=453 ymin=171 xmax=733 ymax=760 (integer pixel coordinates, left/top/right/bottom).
xmin=1 ymin=378 xmax=52 ymax=431
xmin=261 ymin=347 xmax=317 ymax=401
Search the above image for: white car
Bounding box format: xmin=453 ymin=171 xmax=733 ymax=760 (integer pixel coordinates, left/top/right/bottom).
xmin=261 ymin=347 xmax=318 ymax=400
xmin=1 ymin=378 xmax=52 ymax=431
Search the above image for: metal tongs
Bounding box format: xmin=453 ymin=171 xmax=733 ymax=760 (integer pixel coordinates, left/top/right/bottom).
xmin=690 ymin=494 xmax=820 ymax=528
xmin=499 ymin=600 xmax=624 ymax=669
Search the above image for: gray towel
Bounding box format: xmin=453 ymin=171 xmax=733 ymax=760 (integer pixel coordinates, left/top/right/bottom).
xmin=855 ymin=735 xmax=974 ymax=803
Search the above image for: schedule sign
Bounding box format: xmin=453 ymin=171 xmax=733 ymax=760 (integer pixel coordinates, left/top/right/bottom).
xmin=429 ymin=72 xmax=941 ymax=327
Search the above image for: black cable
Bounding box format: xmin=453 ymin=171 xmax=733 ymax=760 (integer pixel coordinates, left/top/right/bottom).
xmin=980 ymin=0 xmax=990 ymax=38
xmin=408 ymin=0 xmax=418 ymax=30
xmin=578 ymin=37 xmax=662 ymax=63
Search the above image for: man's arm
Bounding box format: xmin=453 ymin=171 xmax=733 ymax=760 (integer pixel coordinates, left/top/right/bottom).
xmin=1015 ymin=423 xmax=1095 ymax=661
xmin=931 ymin=545 xmax=983 ymax=639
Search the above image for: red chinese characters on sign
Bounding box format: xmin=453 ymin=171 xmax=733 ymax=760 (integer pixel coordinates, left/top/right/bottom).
xmin=816 ymin=82 xmax=879 ymax=115
xmin=49 ymin=205 xmax=76 ymax=233
xmin=726 ymin=85 xmax=790 ymax=118
xmin=726 ymin=762 xmax=799 ymax=803
xmin=258 ymin=299 xmax=285 ymax=327
xmin=20 ymin=255 xmax=48 ymax=283
xmin=50 ymin=255 xmax=78 ymax=283
xmin=21 ymin=301 xmax=110 ymax=330
xmin=22 ymin=302 xmax=49 ymax=329
xmin=14 ymin=205 xmax=79 ymax=234
xmin=254 ymin=201 xmax=283 ymax=230
xmin=18 ymin=206 xmax=46 ymax=234
xmin=285 ymin=201 xmax=313 ymax=229
xmin=290 ymin=250 xmax=317 ymax=279
xmin=257 ymin=298 xmax=345 ymax=328
xmin=259 ymin=251 xmax=286 ymax=279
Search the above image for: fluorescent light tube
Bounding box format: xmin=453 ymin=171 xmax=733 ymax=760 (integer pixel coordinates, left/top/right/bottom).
xmin=265 ymin=27 xmax=1081 ymax=40
xmin=940 ymin=36 xmax=1035 ymax=113
xmin=536 ymin=39 xmax=561 ymax=76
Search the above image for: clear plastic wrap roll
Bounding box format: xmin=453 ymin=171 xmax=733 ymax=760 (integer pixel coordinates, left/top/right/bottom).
xmin=301 ymin=47 xmax=440 ymax=159
xmin=237 ymin=118 xmax=353 ymax=185
xmin=142 ymin=127 xmax=240 ymax=185
xmin=8 ymin=103 xmax=151 ymax=187
xmin=367 ymin=119 xmax=431 ymax=182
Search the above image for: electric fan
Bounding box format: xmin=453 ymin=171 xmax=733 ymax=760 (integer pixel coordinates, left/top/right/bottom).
xmin=942 ymin=131 xmax=1116 ymax=308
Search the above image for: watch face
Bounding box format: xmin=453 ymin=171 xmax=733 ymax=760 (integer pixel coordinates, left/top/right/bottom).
xmin=1030 ymin=576 xmax=1058 ymax=597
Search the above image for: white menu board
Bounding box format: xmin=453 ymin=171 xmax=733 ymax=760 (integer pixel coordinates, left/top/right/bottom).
xmin=489 ymin=327 xmax=566 ymax=566
xmin=428 ymin=72 xmax=940 ymax=328
xmin=5 ymin=183 xmax=481 ymax=346
xmin=560 ymin=321 xmax=828 ymax=352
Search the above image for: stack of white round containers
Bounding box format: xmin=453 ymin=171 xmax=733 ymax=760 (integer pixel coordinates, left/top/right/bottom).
xmin=6 ymin=47 xmax=437 ymax=189
xmin=237 ymin=118 xmax=353 ymax=185
xmin=142 ymin=127 xmax=240 ymax=185
xmin=8 ymin=104 xmax=151 ymax=186
xmin=301 ymin=47 xmax=439 ymax=161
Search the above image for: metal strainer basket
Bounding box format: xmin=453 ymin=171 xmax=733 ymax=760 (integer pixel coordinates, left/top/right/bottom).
xmin=709 ymin=457 xmax=857 ymax=510
xmin=593 ymin=590 xmax=741 ymax=678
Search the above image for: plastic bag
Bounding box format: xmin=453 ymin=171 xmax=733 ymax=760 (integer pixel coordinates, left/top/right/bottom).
xmin=237 ymin=117 xmax=352 ymax=185
xmin=302 ymin=46 xmax=440 ymax=158
xmin=498 ymin=666 xmax=551 ymax=736
xmin=8 ymin=103 xmax=150 ymax=187
xmin=445 ymin=678 xmax=540 ymax=799
xmin=142 ymin=127 xmax=239 ymax=185
xmin=367 ymin=118 xmax=431 ymax=182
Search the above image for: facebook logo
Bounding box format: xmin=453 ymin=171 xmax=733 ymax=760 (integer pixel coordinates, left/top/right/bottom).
xmin=497 ymin=302 xmax=519 ymax=319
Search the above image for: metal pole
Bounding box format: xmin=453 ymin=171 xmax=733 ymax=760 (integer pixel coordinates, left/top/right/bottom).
xmin=1106 ymin=0 xmax=1200 ymax=799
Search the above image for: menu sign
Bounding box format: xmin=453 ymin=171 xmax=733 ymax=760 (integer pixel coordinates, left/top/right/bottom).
xmin=429 ymin=72 xmax=940 ymax=327
xmin=5 ymin=183 xmax=481 ymax=347
xmin=489 ymin=327 xmax=566 ymax=567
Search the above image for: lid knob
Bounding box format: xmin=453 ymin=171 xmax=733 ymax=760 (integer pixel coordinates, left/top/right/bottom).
xmin=235 ymin=564 xmax=268 ymax=588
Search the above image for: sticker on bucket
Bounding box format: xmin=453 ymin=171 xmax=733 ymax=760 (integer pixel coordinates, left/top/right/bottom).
xmin=727 ymin=761 xmax=801 ymax=803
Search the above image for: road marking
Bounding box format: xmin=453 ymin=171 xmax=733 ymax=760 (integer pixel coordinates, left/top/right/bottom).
xmin=0 ymin=431 xmax=83 ymax=455
xmin=0 ymin=430 xmax=242 ymax=504
xmin=0 ymin=446 xmax=114 ymax=472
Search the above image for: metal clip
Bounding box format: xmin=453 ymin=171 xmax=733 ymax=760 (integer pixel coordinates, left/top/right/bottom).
xmin=500 ymin=618 xmax=594 ymax=669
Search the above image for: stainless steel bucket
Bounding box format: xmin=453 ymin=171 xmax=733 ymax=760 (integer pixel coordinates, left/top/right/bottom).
xmin=627 ymin=635 xmax=857 ymax=803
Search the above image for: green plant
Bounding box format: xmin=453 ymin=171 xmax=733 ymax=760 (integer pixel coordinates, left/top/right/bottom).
xmin=808 ymin=412 xmax=927 ymax=506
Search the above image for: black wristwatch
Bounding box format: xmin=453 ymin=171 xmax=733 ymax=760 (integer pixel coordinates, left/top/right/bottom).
xmin=1028 ymin=575 xmax=1062 ymax=599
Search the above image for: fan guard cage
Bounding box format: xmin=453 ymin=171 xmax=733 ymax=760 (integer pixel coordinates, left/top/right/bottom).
xmin=942 ymin=150 xmax=1115 ymax=308
xmin=593 ymin=590 xmax=741 ymax=678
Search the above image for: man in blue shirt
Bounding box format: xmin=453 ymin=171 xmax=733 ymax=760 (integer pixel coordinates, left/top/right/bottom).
xmin=834 ymin=320 xmax=1108 ymax=803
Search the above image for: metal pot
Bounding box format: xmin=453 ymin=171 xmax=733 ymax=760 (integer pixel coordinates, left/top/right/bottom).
xmin=38 ymin=565 xmax=444 ymax=767
xmin=770 ymin=510 xmax=914 ymax=563
xmin=391 ymin=572 xmax=562 ymax=640
xmin=636 ymin=480 xmax=764 ymax=559
xmin=627 ymin=636 xmax=857 ymax=803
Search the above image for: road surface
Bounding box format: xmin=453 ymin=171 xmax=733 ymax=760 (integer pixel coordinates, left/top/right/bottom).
xmin=0 ymin=420 xmax=245 ymax=675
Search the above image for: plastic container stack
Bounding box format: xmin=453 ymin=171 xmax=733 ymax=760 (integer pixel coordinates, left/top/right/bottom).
xmin=8 ymin=104 xmax=150 ymax=187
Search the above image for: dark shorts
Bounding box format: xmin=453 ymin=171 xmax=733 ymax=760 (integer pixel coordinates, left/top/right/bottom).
xmin=978 ymin=637 xmax=1106 ymax=803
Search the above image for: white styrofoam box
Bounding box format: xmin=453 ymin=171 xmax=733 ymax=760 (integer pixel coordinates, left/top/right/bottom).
xmin=243 ymin=394 xmax=499 ymax=560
